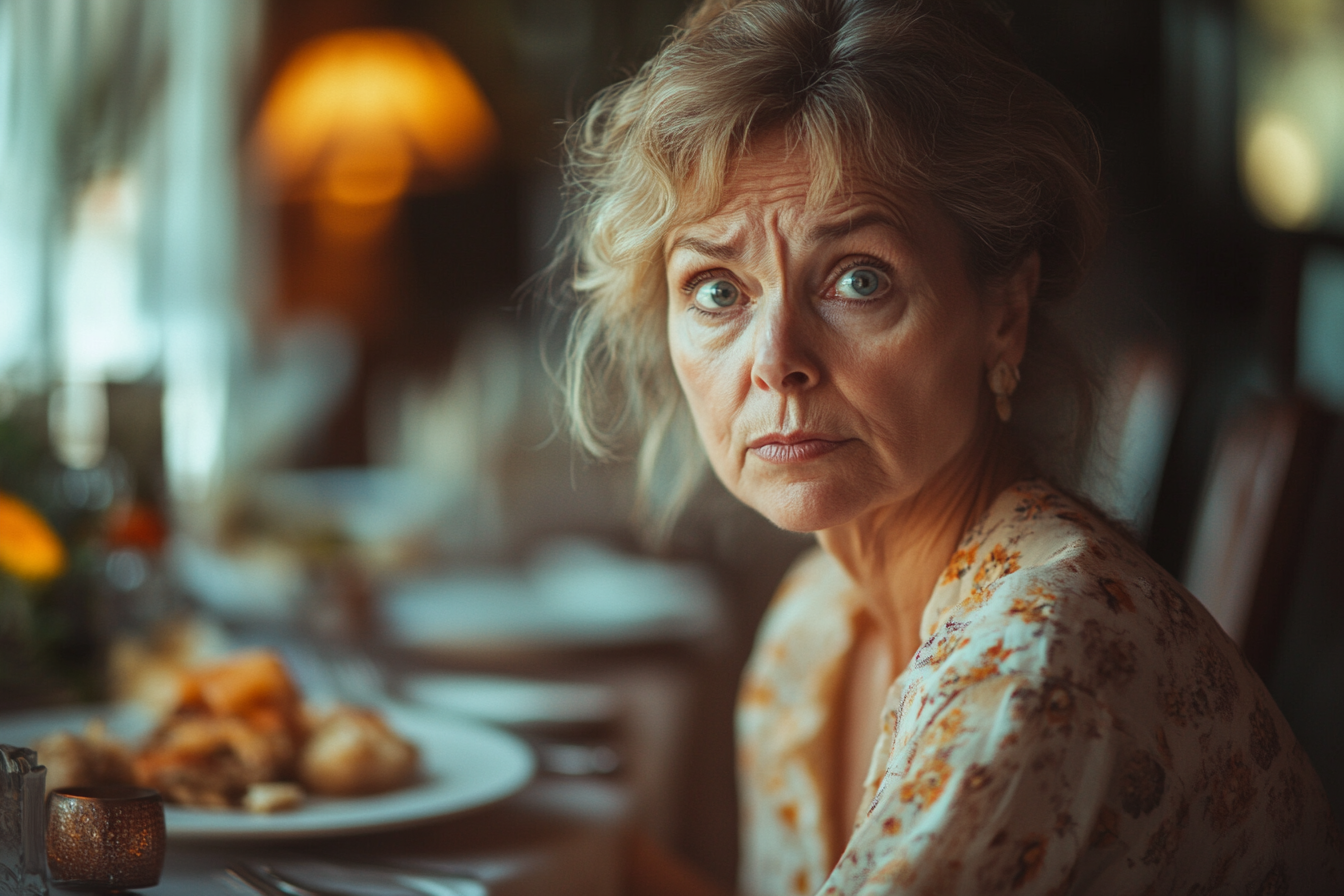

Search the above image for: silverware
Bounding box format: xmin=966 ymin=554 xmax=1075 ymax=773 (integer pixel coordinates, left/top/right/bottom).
xmin=327 ymin=651 xmax=390 ymax=704
xmin=255 ymin=865 xmax=330 ymax=896
xmin=228 ymin=860 xmax=486 ymax=896
xmin=230 ymin=863 xmax=340 ymax=896
xmin=227 ymin=862 xmax=291 ymax=896
xmin=279 ymin=645 xmax=390 ymax=707
xmin=392 ymin=872 xmax=488 ymax=896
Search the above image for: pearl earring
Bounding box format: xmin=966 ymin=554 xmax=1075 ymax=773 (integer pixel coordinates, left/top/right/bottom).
xmin=988 ymin=360 xmax=1020 ymax=423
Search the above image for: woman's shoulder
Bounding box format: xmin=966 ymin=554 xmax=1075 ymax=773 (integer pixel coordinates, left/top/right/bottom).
xmin=867 ymin=481 xmax=1344 ymax=893
xmin=921 ymin=479 xmax=1194 ymax=647
xmin=909 ymin=478 xmax=1267 ymax=750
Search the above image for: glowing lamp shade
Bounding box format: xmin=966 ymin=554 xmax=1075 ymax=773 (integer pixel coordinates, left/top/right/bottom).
xmin=256 ymin=29 xmax=499 ymax=229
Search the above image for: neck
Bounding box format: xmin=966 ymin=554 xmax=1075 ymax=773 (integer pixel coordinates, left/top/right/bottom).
xmin=817 ymin=426 xmax=1026 ymax=658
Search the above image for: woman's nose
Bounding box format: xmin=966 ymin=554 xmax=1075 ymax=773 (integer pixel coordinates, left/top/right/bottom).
xmin=750 ymin=297 xmax=819 ymax=393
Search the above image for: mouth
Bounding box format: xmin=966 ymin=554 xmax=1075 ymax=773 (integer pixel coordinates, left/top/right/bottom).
xmin=746 ymin=432 xmax=849 ymax=464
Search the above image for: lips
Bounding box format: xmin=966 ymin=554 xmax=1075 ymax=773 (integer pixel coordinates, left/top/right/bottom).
xmin=747 ymin=432 xmax=848 ymax=463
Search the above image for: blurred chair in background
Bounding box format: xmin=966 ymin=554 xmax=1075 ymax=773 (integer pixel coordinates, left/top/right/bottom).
xmin=1182 ymin=394 xmax=1336 ymax=674
xmin=1080 ymin=341 xmax=1183 ymax=539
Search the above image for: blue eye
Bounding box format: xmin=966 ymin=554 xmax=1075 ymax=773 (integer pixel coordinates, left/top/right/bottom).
xmin=694 ymin=278 xmax=740 ymax=309
xmin=835 ymin=267 xmax=887 ymax=299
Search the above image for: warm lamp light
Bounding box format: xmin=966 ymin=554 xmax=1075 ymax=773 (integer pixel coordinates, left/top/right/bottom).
xmin=256 ymin=29 xmax=499 ymax=237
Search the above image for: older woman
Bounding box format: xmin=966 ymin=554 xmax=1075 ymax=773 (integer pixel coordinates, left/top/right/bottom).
xmin=558 ymin=0 xmax=1341 ymax=893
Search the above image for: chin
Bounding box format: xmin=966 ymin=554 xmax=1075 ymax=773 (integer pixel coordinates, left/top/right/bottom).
xmin=745 ymin=482 xmax=868 ymax=533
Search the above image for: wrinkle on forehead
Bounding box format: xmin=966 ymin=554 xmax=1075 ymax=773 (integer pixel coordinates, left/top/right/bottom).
xmin=664 ymin=176 xmax=921 ymax=263
xmin=660 ymin=132 xmax=958 ymax=278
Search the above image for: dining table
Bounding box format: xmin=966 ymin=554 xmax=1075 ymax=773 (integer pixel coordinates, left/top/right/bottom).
xmin=152 ymin=776 xmax=630 ymax=896
xmin=0 ymin=674 xmax=648 ymax=896
xmin=0 ymin=643 xmax=683 ymax=896
xmin=0 ymin=532 xmax=726 ymax=896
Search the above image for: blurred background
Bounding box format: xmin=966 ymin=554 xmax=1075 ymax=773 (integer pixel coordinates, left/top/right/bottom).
xmin=0 ymin=0 xmax=1341 ymax=887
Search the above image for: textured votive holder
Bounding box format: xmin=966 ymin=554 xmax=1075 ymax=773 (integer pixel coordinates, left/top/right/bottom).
xmin=46 ymin=786 xmax=165 ymax=892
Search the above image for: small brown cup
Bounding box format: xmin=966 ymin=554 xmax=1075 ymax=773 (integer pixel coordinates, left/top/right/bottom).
xmin=46 ymin=786 xmax=166 ymax=892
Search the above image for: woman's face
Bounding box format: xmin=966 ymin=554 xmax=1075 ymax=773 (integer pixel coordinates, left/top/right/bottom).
xmin=664 ymin=140 xmax=1031 ymax=532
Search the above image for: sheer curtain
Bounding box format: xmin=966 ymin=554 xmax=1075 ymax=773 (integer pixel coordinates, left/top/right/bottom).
xmin=0 ymin=0 xmax=261 ymax=513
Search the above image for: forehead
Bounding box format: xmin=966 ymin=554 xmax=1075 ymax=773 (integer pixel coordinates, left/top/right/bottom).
xmin=664 ymin=142 xmax=949 ymax=256
xmin=667 ymin=136 xmax=934 ymax=243
xmin=716 ymin=142 xmax=819 ymax=212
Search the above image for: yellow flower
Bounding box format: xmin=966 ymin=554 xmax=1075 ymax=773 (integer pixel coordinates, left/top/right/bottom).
xmin=0 ymin=492 xmax=66 ymax=582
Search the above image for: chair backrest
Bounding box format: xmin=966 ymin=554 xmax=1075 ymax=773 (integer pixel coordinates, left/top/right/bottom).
xmin=1081 ymin=342 xmax=1183 ymax=537
xmin=1183 ymin=395 xmax=1334 ymax=673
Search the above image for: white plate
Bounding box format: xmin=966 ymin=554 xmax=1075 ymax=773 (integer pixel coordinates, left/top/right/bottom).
xmin=383 ymin=539 xmax=722 ymax=653
xmin=0 ymin=702 xmax=534 ymax=840
xmin=402 ymin=674 xmax=619 ymax=727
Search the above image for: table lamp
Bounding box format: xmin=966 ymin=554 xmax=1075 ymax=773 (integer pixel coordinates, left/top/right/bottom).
xmin=255 ymin=28 xmax=499 ymax=240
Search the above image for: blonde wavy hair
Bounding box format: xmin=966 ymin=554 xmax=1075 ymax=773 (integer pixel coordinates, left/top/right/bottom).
xmin=555 ymin=0 xmax=1106 ymax=536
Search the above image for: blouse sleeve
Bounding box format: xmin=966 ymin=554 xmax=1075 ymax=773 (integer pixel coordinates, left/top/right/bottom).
xmin=822 ymin=673 xmax=1118 ymax=896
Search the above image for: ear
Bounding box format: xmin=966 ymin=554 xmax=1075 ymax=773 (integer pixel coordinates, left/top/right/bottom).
xmin=984 ymin=250 xmax=1038 ymax=369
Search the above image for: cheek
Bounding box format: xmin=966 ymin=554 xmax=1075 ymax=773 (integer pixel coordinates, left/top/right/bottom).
xmin=916 ymin=320 xmax=987 ymax=445
xmin=668 ymin=324 xmax=742 ymax=458
xmin=847 ymin=311 xmax=985 ymax=456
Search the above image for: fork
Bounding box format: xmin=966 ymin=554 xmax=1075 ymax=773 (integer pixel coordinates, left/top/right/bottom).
xmin=325 ymin=650 xmax=390 ymax=705
xmin=227 ymin=863 xmax=296 ymax=896
xmin=280 ymin=644 xmax=390 ymax=706
xmin=228 ymin=861 xmax=486 ymax=896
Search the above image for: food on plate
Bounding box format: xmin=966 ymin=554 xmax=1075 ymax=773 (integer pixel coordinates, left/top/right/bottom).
xmin=28 ymin=649 xmax=419 ymax=812
xmin=242 ymin=781 xmax=306 ymax=814
xmin=132 ymin=650 xmax=306 ymax=807
xmin=134 ymin=712 xmax=300 ymax=808
xmin=34 ymin=720 xmax=134 ymax=794
xmin=108 ymin=618 xmax=231 ymax=714
xmin=299 ymin=706 xmax=419 ymax=796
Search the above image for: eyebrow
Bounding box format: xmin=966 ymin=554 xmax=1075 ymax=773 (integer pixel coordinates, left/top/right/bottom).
xmin=667 ymin=208 xmax=909 ymax=259
xmin=668 ymin=235 xmax=740 ymax=260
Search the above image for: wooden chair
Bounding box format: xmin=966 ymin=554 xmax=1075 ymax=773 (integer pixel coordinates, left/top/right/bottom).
xmin=1182 ymin=394 xmax=1335 ymax=675
xmin=1081 ymin=342 xmax=1183 ymax=538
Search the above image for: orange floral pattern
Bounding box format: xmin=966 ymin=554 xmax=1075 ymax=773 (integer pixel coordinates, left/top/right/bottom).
xmin=738 ymin=481 xmax=1342 ymax=895
xmin=940 ymin=546 xmax=977 ymax=585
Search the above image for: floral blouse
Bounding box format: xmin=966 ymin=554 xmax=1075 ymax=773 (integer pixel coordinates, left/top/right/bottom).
xmin=737 ymin=481 xmax=1342 ymax=895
